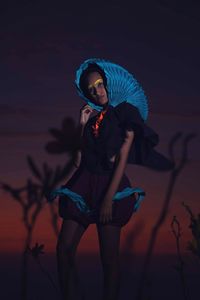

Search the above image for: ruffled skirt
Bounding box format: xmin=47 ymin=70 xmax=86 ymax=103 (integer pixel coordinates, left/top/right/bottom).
xmin=58 ymin=167 xmax=143 ymax=229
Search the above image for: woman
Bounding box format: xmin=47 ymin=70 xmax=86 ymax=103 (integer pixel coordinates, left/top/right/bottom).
xmin=49 ymin=58 xmax=173 ymax=300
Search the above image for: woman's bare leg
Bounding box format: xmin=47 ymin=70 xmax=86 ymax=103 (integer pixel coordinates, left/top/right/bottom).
xmin=96 ymin=224 xmax=121 ymax=300
xmin=57 ymin=219 xmax=87 ymax=300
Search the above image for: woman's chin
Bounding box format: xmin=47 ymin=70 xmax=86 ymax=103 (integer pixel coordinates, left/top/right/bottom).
xmin=97 ymin=99 xmax=109 ymax=107
xmin=90 ymin=97 xmax=109 ymax=107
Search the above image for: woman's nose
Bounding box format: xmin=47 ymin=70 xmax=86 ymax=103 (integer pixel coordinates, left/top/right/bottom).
xmin=93 ymin=87 xmax=100 ymax=96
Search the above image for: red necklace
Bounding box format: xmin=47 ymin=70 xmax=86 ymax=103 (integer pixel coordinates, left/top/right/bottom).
xmin=92 ymin=107 xmax=108 ymax=138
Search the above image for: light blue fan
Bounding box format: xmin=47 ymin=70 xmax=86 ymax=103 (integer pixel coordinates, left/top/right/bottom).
xmin=75 ymin=58 xmax=148 ymax=121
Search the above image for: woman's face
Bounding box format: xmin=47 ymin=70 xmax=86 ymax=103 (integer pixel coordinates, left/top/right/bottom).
xmin=86 ymin=72 xmax=108 ymax=106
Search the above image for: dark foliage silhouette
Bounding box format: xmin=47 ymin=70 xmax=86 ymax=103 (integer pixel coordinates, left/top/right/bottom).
xmin=0 ymin=116 xmax=81 ymax=299
xmin=182 ymin=202 xmax=200 ymax=261
xmin=1 ymin=179 xmax=44 ymax=300
xmin=137 ymin=132 xmax=196 ymax=300
xmin=27 ymin=243 xmax=59 ymax=294
xmin=171 ymin=215 xmax=189 ymax=300
xmin=45 ymin=117 xmax=81 ymax=156
xmin=26 ymin=155 xmax=75 ymax=236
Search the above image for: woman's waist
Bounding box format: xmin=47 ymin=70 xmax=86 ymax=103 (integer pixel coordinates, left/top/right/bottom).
xmin=71 ymin=163 xmax=131 ymax=189
xmin=79 ymin=159 xmax=115 ymax=175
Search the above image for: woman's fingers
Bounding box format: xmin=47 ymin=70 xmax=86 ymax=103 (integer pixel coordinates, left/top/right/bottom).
xmin=99 ymin=208 xmax=113 ymax=223
xmin=80 ymin=104 xmax=93 ymax=113
xmin=79 ymin=104 xmax=94 ymax=125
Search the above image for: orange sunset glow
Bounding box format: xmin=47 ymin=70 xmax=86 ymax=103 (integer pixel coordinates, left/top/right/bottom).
xmin=0 ymin=2 xmax=200 ymax=300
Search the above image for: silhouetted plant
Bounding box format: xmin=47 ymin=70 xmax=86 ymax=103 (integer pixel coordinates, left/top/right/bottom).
xmin=0 ymin=116 xmax=81 ymax=299
xmin=1 ymin=156 xmax=77 ymax=299
xmin=26 ymin=155 xmax=76 ymax=236
xmin=45 ymin=117 xmax=81 ymax=156
xmin=171 ymin=215 xmax=189 ymax=300
xmin=27 ymin=242 xmax=59 ymax=294
xmin=38 ymin=116 xmax=81 ymax=236
xmin=27 ymin=242 xmax=45 ymax=258
xmin=1 ymin=179 xmax=44 ymax=300
xmin=137 ymin=132 xmax=196 ymax=300
xmin=25 ymin=116 xmax=83 ymax=237
xmin=182 ymin=202 xmax=200 ymax=261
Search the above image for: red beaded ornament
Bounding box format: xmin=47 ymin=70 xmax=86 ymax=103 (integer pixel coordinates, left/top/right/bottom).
xmin=92 ymin=108 xmax=108 ymax=137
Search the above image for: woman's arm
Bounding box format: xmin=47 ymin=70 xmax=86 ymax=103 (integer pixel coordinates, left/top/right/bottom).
xmin=63 ymin=104 xmax=93 ymax=185
xmin=99 ymin=130 xmax=135 ymax=223
xmin=62 ymin=124 xmax=85 ymax=185
xmin=107 ymin=130 xmax=134 ymax=198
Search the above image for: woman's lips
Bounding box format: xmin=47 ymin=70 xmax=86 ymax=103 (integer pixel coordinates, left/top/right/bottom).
xmin=97 ymin=95 xmax=106 ymax=101
xmin=93 ymin=95 xmax=108 ymax=105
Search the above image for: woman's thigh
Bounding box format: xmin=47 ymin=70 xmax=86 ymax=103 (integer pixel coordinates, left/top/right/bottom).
xmin=57 ymin=219 xmax=87 ymax=255
xmin=96 ymin=224 xmax=121 ymax=262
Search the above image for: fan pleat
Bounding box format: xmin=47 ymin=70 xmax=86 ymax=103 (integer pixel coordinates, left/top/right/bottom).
xmin=75 ymin=58 xmax=148 ymax=121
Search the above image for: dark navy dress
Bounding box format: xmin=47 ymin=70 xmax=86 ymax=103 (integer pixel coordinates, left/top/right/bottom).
xmin=58 ymin=102 xmax=174 ymax=229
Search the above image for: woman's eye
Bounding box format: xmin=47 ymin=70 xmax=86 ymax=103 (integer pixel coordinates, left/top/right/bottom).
xmin=88 ymin=81 xmax=104 ymax=95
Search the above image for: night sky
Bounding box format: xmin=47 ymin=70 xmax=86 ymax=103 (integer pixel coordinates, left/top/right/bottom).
xmin=0 ymin=0 xmax=200 ymax=256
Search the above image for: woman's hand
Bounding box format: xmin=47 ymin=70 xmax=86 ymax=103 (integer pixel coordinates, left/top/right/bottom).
xmin=79 ymin=104 xmax=94 ymax=125
xmin=99 ymin=195 xmax=113 ymax=224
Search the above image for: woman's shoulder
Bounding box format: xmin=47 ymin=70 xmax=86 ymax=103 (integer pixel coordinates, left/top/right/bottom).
xmin=114 ymin=102 xmax=142 ymax=116
xmin=111 ymin=102 xmax=144 ymax=128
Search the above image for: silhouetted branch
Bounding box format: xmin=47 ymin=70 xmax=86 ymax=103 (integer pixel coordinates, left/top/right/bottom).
xmin=182 ymin=202 xmax=200 ymax=260
xmin=137 ymin=132 xmax=196 ymax=300
xmin=1 ymin=178 xmax=44 ymax=300
xmin=171 ymin=216 xmax=189 ymax=300
xmin=168 ymin=131 xmax=182 ymax=163
xmin=0 ymin=115 xmax=81 ymax=299
xmin=45 ymin=117 xmax=80 ymax=155
xmin=27 ymin=243 xmax=59 ymax=294
xmin=0 ymin=182 xmax=26 ymax=204
xmin=27 ymin=156 xmax=43 ymax=180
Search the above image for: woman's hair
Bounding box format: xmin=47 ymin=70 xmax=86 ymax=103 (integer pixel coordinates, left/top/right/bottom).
xmin=79 ymin=63 xmax=107 ymax=99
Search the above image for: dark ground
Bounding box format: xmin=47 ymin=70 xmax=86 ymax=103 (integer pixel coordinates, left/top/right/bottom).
xmin=0 ymin=252 xmax=199 ymax=300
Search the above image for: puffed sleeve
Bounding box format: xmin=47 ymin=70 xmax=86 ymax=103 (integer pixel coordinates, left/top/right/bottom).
xmin=115 ymin=102 xmax=174 ymax=171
